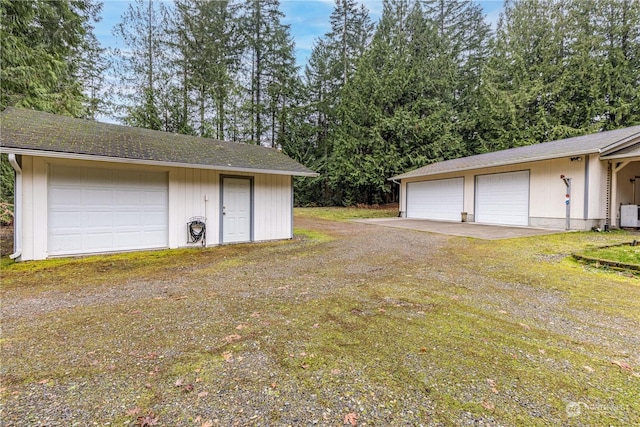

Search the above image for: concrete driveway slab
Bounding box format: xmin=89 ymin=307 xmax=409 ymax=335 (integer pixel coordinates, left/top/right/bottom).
xmin=353 ymin=218 xmax=566 ymax=240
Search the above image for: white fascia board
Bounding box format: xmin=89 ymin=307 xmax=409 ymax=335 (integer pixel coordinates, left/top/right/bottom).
xmin=599 ymin=134 xmax=640 ymax=156
xmin=389 ymin=149 xmax=600 ymax=181
xmin=0 ymin=147 xmax=318 ymax=177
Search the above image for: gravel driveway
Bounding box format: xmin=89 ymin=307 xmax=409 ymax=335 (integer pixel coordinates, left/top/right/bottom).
xmin=1 ymin=215 xmax=638 ymax=426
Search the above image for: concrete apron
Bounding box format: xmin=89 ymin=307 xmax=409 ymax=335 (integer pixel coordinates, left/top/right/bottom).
xmin=353 ymin=218 xmax=566 ymax=240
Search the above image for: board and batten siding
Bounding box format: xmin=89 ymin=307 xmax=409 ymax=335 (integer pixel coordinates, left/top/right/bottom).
xmin=253 ymin=174 xmax=292 ymax=241
xmin=17 ymin=156 xmax=294 ymax=260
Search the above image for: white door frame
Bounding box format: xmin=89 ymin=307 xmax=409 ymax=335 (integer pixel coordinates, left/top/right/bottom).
xmin=220 ymin=175 xmax=253 ymax=243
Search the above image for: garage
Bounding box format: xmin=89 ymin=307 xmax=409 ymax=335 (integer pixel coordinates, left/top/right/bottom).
xmin=48 ymin=165 xmax=168 ymax=256
xmin=476 ymin=171 xmax=529 ymax=226
xmin=406 ymin=178 xmax=464 ymax=221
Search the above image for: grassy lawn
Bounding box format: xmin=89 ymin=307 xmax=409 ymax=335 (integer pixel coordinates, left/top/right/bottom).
xmin=294 ymin=205 xmax=398 ymax=221
xmin=1 ymin=209 xmax=639 ymax=426
xmin=578 ymin=243 xmax=640 ymax=267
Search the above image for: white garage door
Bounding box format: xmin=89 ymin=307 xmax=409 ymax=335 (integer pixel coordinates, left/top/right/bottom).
xmin=406 ymin=178 xmax=464 ymax=221
xmin=476 ymin=171 xmax=529 ymax=226
xmin=48 ymin=165 xmax=168 ymax=256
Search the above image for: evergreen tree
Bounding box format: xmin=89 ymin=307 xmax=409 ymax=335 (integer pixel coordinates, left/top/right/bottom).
xmin=112 ymin=0 xmax=170 ymax=130
xmin=172 ymin=0 xmax=240 ymax=138
xmin=421 ymin=0 xmax=493 ymax=155
xmin=0 ymin=0 xmax=101 ymax=116
xmin=0 ymin=0 xmax=103 ymax=211
xmin=594 ymin=0 xmax=640 ymax=128
xmin=478 ymin=0 xmax=571 ymax=150
xmin=329 ymin=0 xmax=462 ymax=205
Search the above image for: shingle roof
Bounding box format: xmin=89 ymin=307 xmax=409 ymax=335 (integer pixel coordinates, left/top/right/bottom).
xmin=391 ymin=125 xmax=640 ymax=180
xmin=0 ymin=107 xmax=317 ymax=176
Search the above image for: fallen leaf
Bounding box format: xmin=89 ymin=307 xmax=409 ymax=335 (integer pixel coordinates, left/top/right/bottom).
xmin=135 ymin=411 xmax=159 ymax=426
xmin=583 ymin=365 xmax=594 ymax=373
xmin=611 ymin=360 xmax=633 ymax=372
xmin=222 ymin=351 xmax=233 ymax=362
xmin=175 ymin=379 xmax=183 ymax=387
xmin=184 ymin=384 xmax=194 ymax=392
xmin=251 ymin=312 xmax=260 ymax=318
xmin=487 ymin=379 xmax=499 ymax=394
xmin=224 ymin=334 xmax=242 ymax=343
xmin=420 ymin=347 xmax=427 ymax=353
xmin=126 ymin=407 xmax=142 ymax=416
xmin=538 ymin=349 xmax=546 ymax=355
xmin=300 ymin=363 xmax=310 ymax=369
xmin=313 ymin=323 xmax=320 ymax=328
xmin=343 ymin=412 xmax=358 ymax=426
xmin=481 ymin=401 xmax=495 ymax=410
xmin=198 ymin=391 xmax=209 ymax=398
xmin=519 ymin=323 xmax=531 ymax=331
xmin=38 ymin=379 xmax=51 ymax=385
xmin=498 ymin=310 xmax=507 ymax=314
xmin=270 ymin=382 xmax=277 ymax=389
xmin=235 ymin=324 xmax=247 ymax=330
xmin=201 ymin=420 xmax=214 ymax=427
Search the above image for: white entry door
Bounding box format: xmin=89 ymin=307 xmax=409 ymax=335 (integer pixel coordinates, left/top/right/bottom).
xmin=222 ymin=177 xmax=252 ymax=243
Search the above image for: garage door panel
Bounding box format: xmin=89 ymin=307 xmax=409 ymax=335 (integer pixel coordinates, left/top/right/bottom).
xmin=49 ymin=165 xmax=168 ymax=256
xmin=407 ymin=178 xmax=464 ymax=221
xmin=476 ymin=171 xmax=529 ymax=226
xmin=142 ymin=211 xmax=167 ymax=226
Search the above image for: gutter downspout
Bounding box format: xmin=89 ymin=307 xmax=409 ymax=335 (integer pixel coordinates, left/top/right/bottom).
xmin=8 ymin=154 xmax=22 ymax=260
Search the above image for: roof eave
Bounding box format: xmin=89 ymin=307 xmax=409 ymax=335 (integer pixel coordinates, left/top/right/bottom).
xmin=388 ymin=149 xmax=601 ymax=181
xmin=0 ymin=147 xmax=318 ymax=177
xmin=599 ymin=133 xmax=640 ymax=156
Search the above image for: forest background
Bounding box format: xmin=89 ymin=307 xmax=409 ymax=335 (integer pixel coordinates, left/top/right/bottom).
xmin=1 ymin=0 xmax=639 ymax=214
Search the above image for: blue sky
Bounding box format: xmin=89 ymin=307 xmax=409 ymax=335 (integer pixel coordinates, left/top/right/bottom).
xmin=95 ymin=0 xmax=504 ymax=70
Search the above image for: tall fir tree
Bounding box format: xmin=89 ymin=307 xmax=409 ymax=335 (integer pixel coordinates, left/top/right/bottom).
xmin=421 ymin=0 xmax=493 ymax=155
xmin=0 ymin=0 xmax=102 ymax=116
xmin=172 ymin=0 xmax=240 ymax=138
xmin=112 ymin=0 xmax=170 ymax=130
xmin=330 ymin=0 xmax=462 ymax=205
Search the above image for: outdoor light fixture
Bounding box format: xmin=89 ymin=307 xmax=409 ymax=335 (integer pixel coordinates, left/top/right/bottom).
xmin=570 ymin=156 xmax=582 ymax=162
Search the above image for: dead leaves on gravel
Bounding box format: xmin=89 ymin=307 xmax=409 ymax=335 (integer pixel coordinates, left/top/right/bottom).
xmin=343 ymin=412 xmax=358 ymax=425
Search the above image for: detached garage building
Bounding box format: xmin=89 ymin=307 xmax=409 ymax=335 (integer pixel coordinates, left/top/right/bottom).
xmin=1 ymin=108 xmax=316 ymax=261
xmin=391 ymin=126 xmax=640 ymax=230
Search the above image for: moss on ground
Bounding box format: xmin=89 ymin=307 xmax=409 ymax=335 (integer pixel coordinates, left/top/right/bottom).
xmin=1 ymin=216 xmax=638 ymax=425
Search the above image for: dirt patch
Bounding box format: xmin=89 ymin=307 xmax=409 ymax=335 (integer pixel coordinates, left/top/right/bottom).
xmin=0 ymin=224 xmax=13 ymax=257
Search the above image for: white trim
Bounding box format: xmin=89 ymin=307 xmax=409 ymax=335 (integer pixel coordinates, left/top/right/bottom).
xmin=8 ymin=154 xmax=22 ymax=260
xmin=390 ymin=149 xmax=601 ymax=180
xmin=0 ymin=148 xmax=318 ymax=177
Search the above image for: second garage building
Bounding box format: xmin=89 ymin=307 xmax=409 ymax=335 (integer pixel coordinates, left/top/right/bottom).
xmin=390 ymin=126 xmax=640 ymax=230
